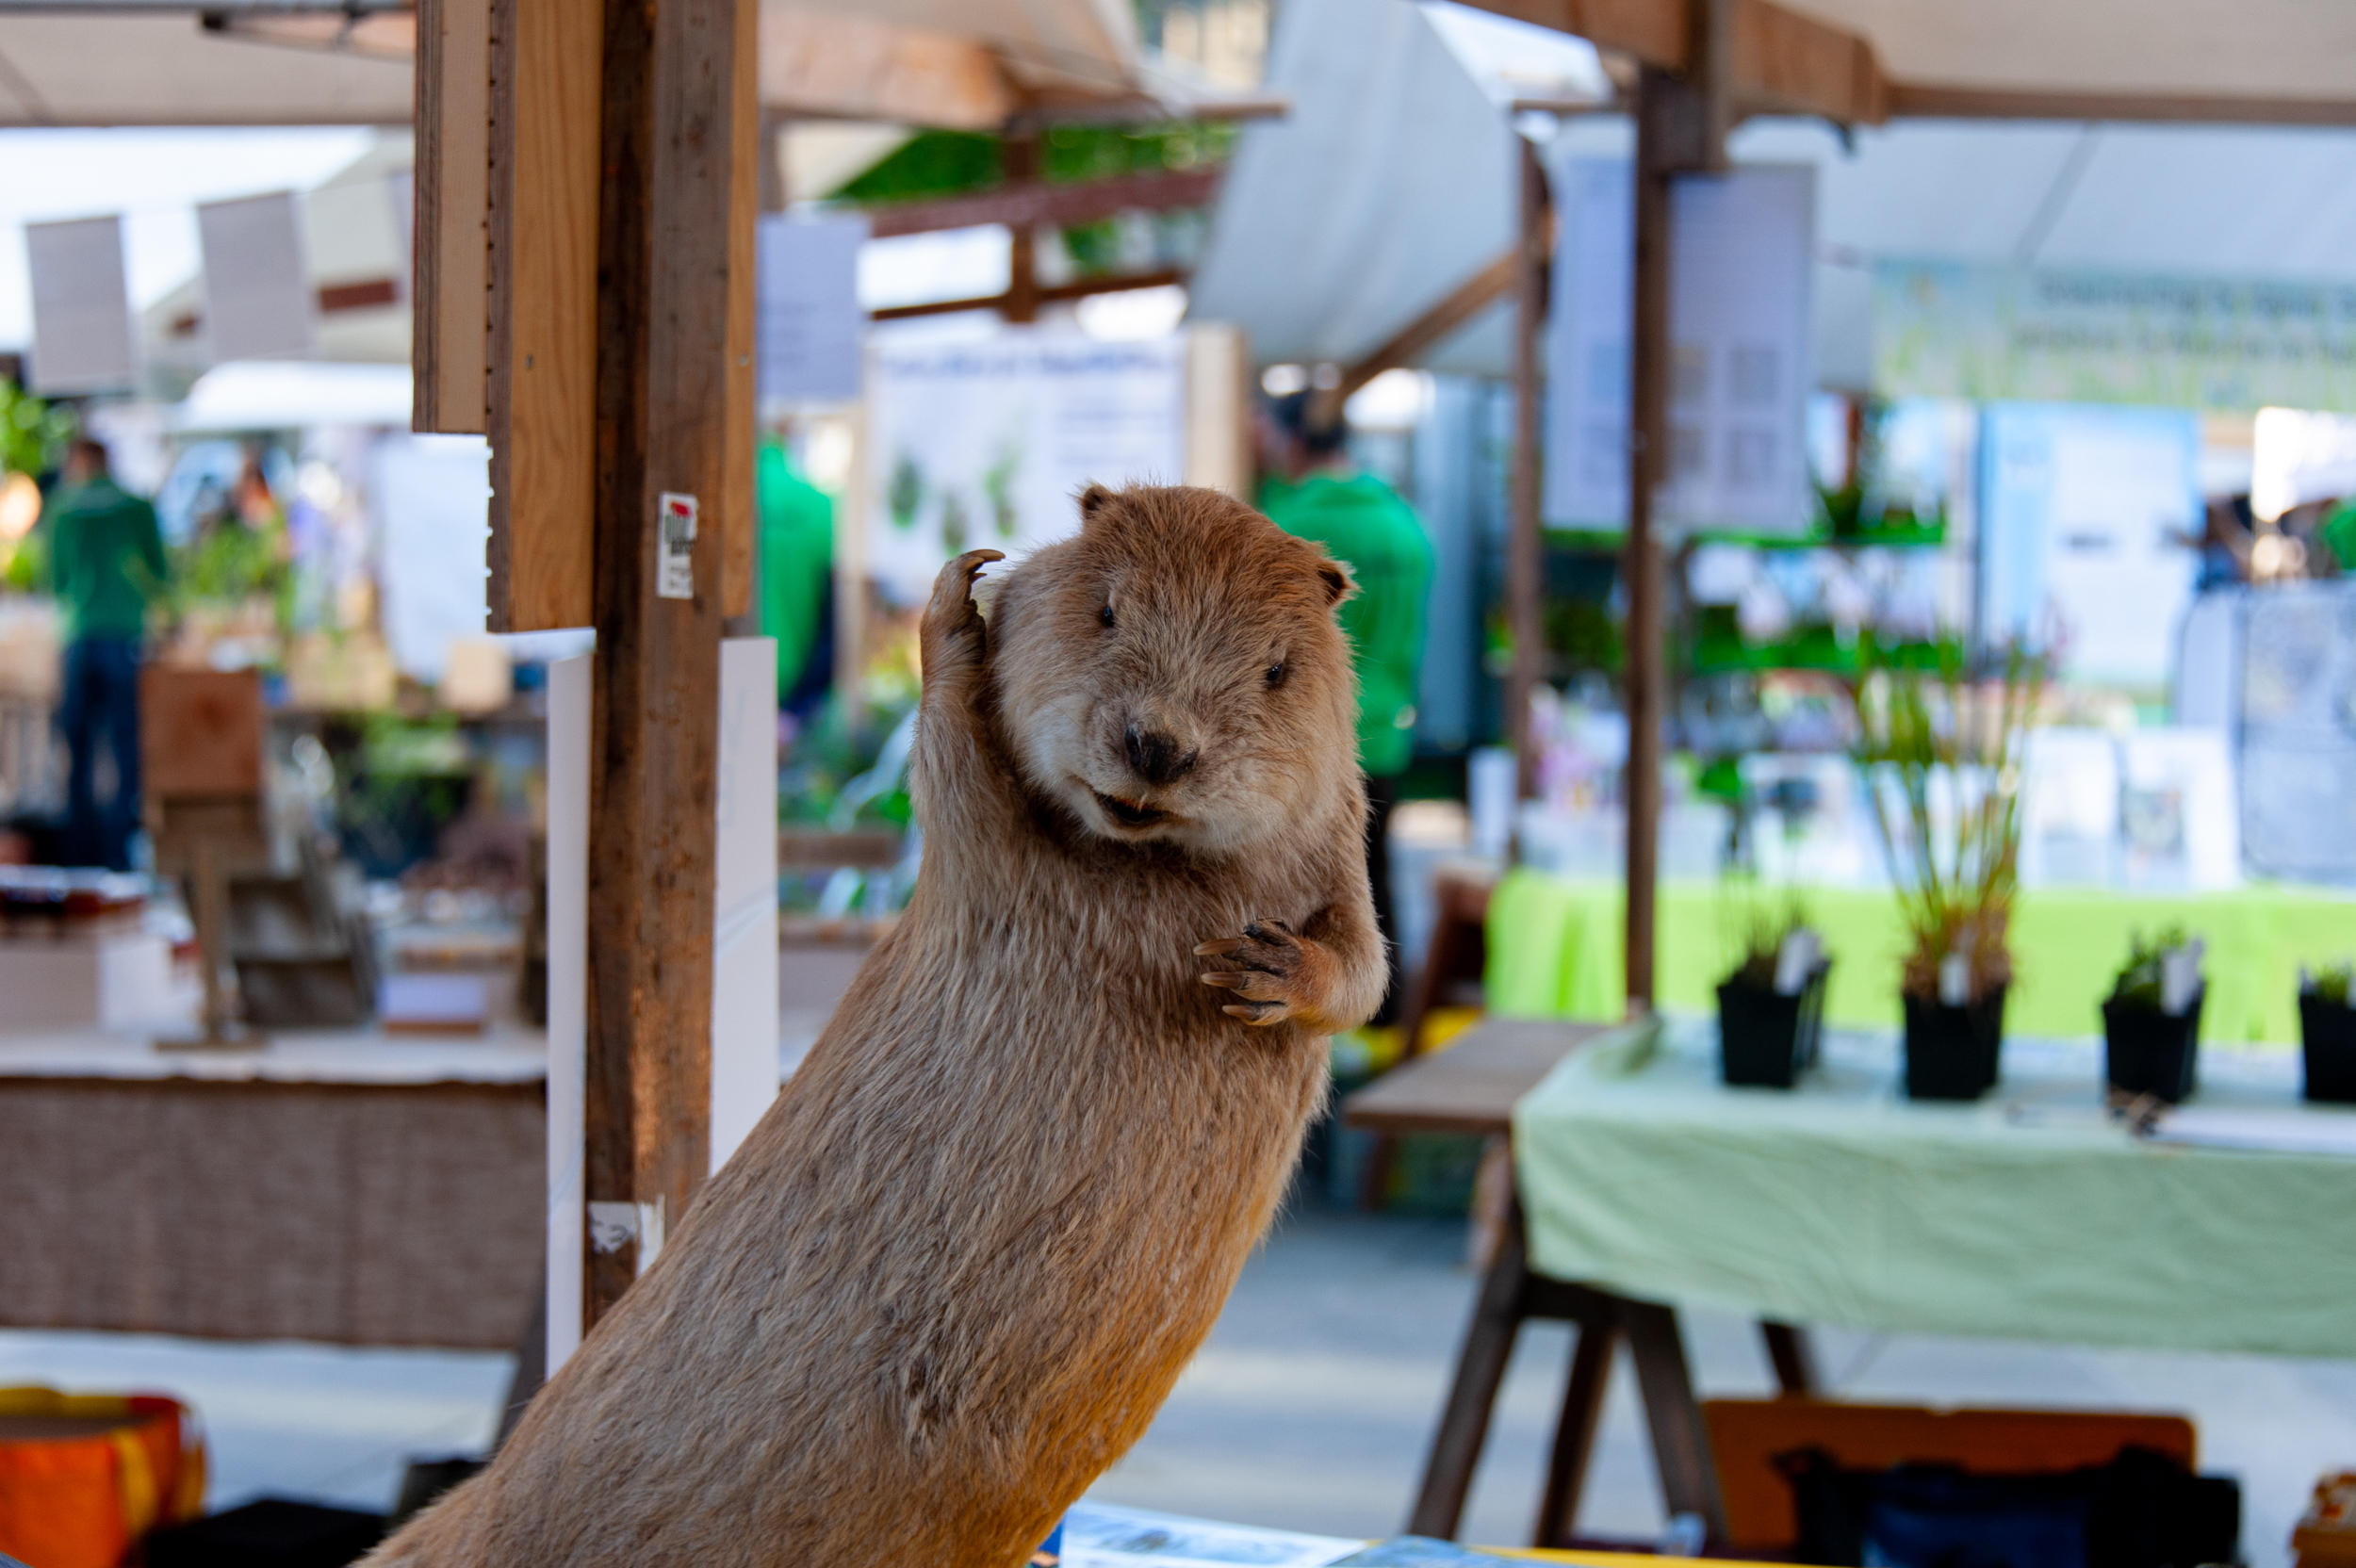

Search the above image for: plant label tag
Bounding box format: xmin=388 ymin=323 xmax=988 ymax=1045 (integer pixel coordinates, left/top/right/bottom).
xmin=1774 ymin=928 xmax=1818 ymax=995
xmin=2160 ymin=947 xmax=2201 ymax=1016
xmin=1939 ymin=952 xmax=1970 ymax=1007
xmin=656 ymin=492 xmax=697 ymax=600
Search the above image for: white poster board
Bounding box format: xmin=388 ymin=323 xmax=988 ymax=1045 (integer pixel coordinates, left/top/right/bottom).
xmin=711 ymin=636 xmax=780 ymax=1173
xmin=25 ymin=216 xmax=135 ymax=395
xmin=865 ymin=329 xmax=1187 ymax=603
xmin=196 ymin=191 xmax=317 ymax=362
xmin=544 ymin=653 xmax=590 ymax=1373
xmin=1545 ymin=159 xmax=1816 ymax=535
xmin=1981 ymin=404 xmax=2200 ymax=689
xmin=371 ymin=433 xmax=491 ymax=678
xmin=758 ymin=214 xmax=867 ymax=407
xmin=546 ymin=641 xmax=785 ymax=1373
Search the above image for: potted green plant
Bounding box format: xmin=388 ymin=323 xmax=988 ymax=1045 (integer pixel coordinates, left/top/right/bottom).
xmin=1850 ymin=639 xmax=2044 ymax=1102
xmin=1715 ymin=891 xmax=1831 ymax=1089
xmin=2299 ymin=961 xmax=2356 ymax=1104
xmin=2102 ymin=927 xmax=2206 ymax=1105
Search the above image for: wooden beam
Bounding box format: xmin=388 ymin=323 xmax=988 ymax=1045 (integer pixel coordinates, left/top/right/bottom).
xmin=1453 ymin=0 xmax=1888 ymax=126
xmin=1887 ymin=82 xmax=2356 ymax=126
xmin=1507 ymin=140 xmax=1546 ymax=803
xmin=1001 ymin=130 xmax=1040 ymax=324
xmin=1464 ymin=0 xmax=1688 ymax=80
xmin=722 ymin=0 xmax=756 ymax=622
xmin=867 ymin=267 xmax=1186 ymax=321
xmin=1727 ymin=0 xmax=1883 ymax=123
xmin=859 ymin=165 xmax=1223 ymax=239
xmin=1333 ymin=249 xmax=1518 ymax=409
xmin=758 ymin=4 xmax=1015 ymax=131
xmin=411 ymin=0 xmax=487 ymax=435
xmin=483 ymin=0 xmax=599 ymax=632
xmin=581 ymin=0 xmax=738 ymax=1327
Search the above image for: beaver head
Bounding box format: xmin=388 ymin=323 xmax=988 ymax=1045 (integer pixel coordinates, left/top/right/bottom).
xmin=987 ymin=482 xmax=1357 ymax=857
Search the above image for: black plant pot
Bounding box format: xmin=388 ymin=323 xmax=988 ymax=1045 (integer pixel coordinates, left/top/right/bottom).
xmin=2301 ymin=992 xmax=2356 ymax=1104
xmin=2102 ymin=987 xmax=2203 ymax=1105
xmin=1718 ymin=961 xmax=1832 ymax=1089
xmin=1901 ymin=986 xmax=2006 ymax=1102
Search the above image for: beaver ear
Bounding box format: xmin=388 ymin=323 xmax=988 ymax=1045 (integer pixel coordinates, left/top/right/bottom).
xmin=1316 ymin=558 xmax=1355 ymax=608
xmin=1076 ymin=483 xmax=1118 ymax=528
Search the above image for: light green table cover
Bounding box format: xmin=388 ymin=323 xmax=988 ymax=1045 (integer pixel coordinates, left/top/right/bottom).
xmin=1486 ymin=871 xmax=2356 ymax=1045
xmin=1511 ymin=1021 xmax=2356 ymax=1358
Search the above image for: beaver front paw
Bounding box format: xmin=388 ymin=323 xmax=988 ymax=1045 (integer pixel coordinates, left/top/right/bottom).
xmin=1194 ymin=919 xmax=1337 ymax=1029
xmin=921 ymin=548 xmax=1005 ymax=669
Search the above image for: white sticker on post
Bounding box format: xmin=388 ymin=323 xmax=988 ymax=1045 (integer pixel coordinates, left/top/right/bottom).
xmin=656 ymin=492 xmax=698 ymax=600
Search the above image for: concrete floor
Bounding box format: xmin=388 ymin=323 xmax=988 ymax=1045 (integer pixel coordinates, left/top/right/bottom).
xmin=5 ymin=1200 xmax=2348 ymax=1563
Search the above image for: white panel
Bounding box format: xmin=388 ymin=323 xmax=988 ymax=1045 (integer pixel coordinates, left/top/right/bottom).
xmin=711 ymin=636 xmax=781 ymax=1173
xmin=25 ymin=216 xmax=134 ymax=395
xmin=758 ymin=214 xmax=867 ymax=407
xmin=195 ymin=190 xmax=317 ymax=362
xmin=544 ymin=654 xmax=590 ymax=1372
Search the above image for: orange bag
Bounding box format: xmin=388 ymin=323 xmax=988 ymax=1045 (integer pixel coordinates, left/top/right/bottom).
xmin=0 ymin=1388 xmax=205 ymax=1568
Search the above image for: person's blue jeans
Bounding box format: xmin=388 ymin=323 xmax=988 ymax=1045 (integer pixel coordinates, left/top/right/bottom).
xmin=57 ymin=636 xmax=144 ymax=871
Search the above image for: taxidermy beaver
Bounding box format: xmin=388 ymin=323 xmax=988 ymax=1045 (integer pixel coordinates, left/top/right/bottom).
xmin=371 ymin=482 xmax=1387 ymax=1568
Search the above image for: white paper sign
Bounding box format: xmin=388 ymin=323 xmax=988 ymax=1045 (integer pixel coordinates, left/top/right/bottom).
xmin=656 ymin=492 xmax=698 ymax=600
xmin=196 ymin=191 xmax=317 ymax=362
xmin=1545 ymin=159 xmax=1816 ymax=536
xmin=865 ymin=329 xmax=1186 ymax=604
xmin=758 ymin=214 xmax=866 ymax=406
xmin=25 ymin=216 xmax=135 ymax=395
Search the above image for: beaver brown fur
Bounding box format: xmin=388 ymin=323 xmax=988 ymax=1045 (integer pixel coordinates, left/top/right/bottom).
xmin=368 ymin=482 xmax=1388 ymax=1567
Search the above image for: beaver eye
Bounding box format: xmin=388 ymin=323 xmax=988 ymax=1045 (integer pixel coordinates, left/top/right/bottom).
xmin=1266 ymin=661 xmax=1288 ymax=689
xmin=1099 ymin=603 xmax=1116 ymax=629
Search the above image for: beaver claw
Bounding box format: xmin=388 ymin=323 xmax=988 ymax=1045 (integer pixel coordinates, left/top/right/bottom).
xmin=1195 ymin=919 xmax=1329 ymax=1027
xmin=921 ymin=549 xmax=1005 ymax=674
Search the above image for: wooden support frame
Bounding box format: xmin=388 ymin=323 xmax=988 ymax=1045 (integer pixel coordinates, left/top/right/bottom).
xmin=483 ymin=0 xmax=601 ymax=632
xmin=412 ymin=0 xmax=488 ymax=435
xmin=578 ymin=0 xmax=745 ymax=1326
xmin=1507 ymin=140 xmax=1548 ymax=802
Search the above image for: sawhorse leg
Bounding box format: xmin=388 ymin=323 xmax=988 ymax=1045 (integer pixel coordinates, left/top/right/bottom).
xmin=1406 ymin=1203 xmax=1730 ymax=1547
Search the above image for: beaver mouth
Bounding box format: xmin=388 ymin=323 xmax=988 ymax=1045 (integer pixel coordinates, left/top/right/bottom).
xmin=1091 ymin=790 xmax=1170 ymax=829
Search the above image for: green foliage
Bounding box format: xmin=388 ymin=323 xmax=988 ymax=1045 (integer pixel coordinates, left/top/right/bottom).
xmin=2312 ymin=962 xmax=2355 ymax=1008
xmin=1849 ymin=635 xmax=2047 ymax=1004
xmin=0 ymin=381 xmax=74 ymax=478
xmin=2112 ymin=925 xmax=2192 ymax=1010
xmin=828 ymin=122 xmax=1235 ymax=204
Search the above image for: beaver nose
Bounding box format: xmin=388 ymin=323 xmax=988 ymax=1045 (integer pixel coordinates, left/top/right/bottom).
xmin=1124 ymin=724 xmax=1197 ymax=785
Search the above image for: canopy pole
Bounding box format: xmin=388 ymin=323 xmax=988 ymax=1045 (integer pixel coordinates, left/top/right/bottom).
xmin=1626 ymin=0 xmax=1727 ymax=1015
xmin=1507 ymin=135 xmax=1548 ymax=803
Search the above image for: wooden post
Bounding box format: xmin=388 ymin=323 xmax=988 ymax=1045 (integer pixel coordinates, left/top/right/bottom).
xmin=581 ymin=0 xmax=745 ymax=1326
xmin=1624 ymin=55 xmax=1722 ymax=1013
xmin=1507 ymin=136 xmax=1548 ymax=802
xmin=1002 ymin=128 xmax=1040 ymax=324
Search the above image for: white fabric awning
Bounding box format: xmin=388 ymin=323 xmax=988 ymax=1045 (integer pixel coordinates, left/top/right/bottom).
xmin=0 ymin=12 xmax=413 ymax=126
xmin=1781 ymin=0 xmax=2356 ymax=112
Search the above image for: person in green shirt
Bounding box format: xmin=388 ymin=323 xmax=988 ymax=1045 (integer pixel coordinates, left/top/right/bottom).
xmin=1256 ymin=391 xmax=1434 ymax=1025
xmin=47 ymin=437 xmax=168 ymax=870
xmin=757 ymin=437 xmax=836 ymax=727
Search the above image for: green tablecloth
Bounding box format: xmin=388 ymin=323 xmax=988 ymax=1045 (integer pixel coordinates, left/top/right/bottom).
xmin=1486 ymin=871 xmax=2356 ymax=1045
xmin=1511 ymin=1021 xmax=2356 ymax=1358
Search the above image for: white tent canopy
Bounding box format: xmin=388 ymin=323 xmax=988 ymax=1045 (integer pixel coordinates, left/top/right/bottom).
xmin=0 ymin=11 xmax=412 ymax=126
xmin=0 ymin=0 xmax=1248 ymax=130
xmin=1186 ymin=0 xmax=1603 ymax=376
xmin=1190 ymin=0 xmax=2356 ymax=394
xmin=1779 ymin=0 xmax=2356 ymax=111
